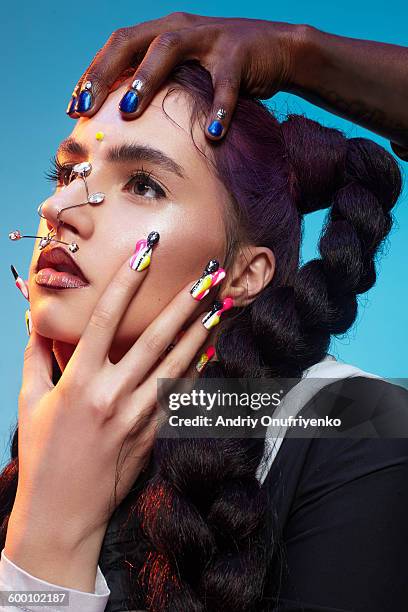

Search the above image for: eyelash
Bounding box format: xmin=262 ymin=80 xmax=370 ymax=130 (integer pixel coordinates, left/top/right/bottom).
xmin=45 ymin=156 xmax=167 ymax=200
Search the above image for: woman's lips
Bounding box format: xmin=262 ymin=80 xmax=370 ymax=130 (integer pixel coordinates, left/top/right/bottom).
xmin=35 ymin=267 xmax=89 ymax=289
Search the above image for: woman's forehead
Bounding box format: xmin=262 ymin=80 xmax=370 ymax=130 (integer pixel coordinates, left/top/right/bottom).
xmin=69 ymin=81 xmax=212 ymax=172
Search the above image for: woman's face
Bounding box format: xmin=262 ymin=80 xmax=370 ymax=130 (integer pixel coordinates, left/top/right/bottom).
xmin=28 ymin=80 xmax=230 ymax=363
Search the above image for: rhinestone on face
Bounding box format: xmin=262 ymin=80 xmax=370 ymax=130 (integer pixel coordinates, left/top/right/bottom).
xmin=88 ymin=192 xmax=105 ymax=204
xmin=39 ymin=236 xmax=51 ymax=249
xmin=9 ymin=230 xmax=22 ymax=240
xmin=216 ymin=108 xmax=227 ymax=120
xmin=72 ymin=161 xmax=92 ymax=177
xmin=84 ymin=81 xmax=92 ymax=90
xmin=131 ymin=79 xmax=143 ymax=92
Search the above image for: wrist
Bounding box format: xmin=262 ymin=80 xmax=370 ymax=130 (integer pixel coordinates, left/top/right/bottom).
xmin=281 ymin=23 xmax=326 ymax=94
xmin=4 ymin=510 xmax=106 ymax=592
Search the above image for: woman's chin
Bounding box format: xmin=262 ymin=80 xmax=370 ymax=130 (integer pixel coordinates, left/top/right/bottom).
xmin=30 ymin=304 xmax=82 ymax=345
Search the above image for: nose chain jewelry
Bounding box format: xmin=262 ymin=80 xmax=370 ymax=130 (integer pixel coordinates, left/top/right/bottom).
xmin=8 ymin=161 xmax=104 ymax=252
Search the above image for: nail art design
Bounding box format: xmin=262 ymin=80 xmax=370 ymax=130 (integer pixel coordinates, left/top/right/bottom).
xmin=119 ymin=90 xmax=139 ymax=113
xmin=10 ymin=265 xmax=29 ymax=300
xmin=208 ymin=120 xmax=224 ymax=137
xmin=201 ymin=297 xmax=234 ymax=330
xmin=216 ymin=108 xmax=227 ymax=120
xmin=129 ymin=231 xmax=160 ymax=271
xmin=66 ymin=95 xmax=77 ymax=115
xmin=190 ymin=259 xmax=226 ymax=301
xmin=66 ymin=84 xmax=80 ymax=115
xmin=75 ymin=81 xmax=93 ymax=113
xmin=196 ymin=345 xmax=216 ymax=372
xmin=119 ymin=78 xmax=144 ymax=114
xmin=25 ymin=309 xmax=32 ymax=336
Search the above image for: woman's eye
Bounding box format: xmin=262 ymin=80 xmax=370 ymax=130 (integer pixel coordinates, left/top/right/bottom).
xmin=45 ymin=157 xmax=75 ymax=188
xmin=59 ymin=169 xmax=75 ymax=187
xmin=125 ymin=172 xmax=166 ymax=200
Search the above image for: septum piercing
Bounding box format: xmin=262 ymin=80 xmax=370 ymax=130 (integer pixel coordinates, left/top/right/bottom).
xmin=9 ymin=161 xmax=105 ymax=253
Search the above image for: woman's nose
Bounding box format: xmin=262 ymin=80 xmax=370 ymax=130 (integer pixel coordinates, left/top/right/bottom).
xmin=40 ymin=181 xmax=95 ymax=237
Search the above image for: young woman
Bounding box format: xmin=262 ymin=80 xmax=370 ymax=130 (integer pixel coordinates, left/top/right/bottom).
xmin=1 ymin=16 xmax=408 ymax=612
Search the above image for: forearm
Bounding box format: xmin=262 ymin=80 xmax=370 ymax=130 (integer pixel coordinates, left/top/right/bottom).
xmin=286 ymin=25 xmax=408 ymax=150
xmin=3 ymin=511 xmax=106 ymax=593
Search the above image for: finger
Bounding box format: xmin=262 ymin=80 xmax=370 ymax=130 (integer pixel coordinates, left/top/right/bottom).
xmin=65 ymin=80 xmax=83 ymax=118
xmin=66 ymin=21 xmax=167 ymax=119
xmin=73 ymin=231 xmax=160 ymax=369
xmin=117 ymin=259 xmax=229 ymax=390
xmin=205 ymin=65 xmax=241 ymax=141
xmin=118 ymin=28 xmax=198 ymax=118
xmin=21 ymin=328 xmax=54 ymax=405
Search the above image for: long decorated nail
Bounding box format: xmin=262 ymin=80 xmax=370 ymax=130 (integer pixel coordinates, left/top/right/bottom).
xmin=201 ymin=297 xmax=234 ymax=330
xmin=119 ymin=79 xmax=143 ymax=114
xmin=190 ymin=259 xmax=226 ymax=301
xmin=10 ymin=264 xmax=29 ymax=300
xmin=196 ymin=346 xmax=216 ymax=372
xmin=25 ymin=309 xmax=32 ymax=336
xmin=129 ymin=230 xmax=160 ymax=271
xmin=75 ymin=81 xmax=93 ymax=113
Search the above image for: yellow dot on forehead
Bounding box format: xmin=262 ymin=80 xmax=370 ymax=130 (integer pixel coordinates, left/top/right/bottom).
xmin=95 ymin=131 xmax=105 ymax=141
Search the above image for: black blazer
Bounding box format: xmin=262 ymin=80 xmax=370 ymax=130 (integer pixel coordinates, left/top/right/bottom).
xmin=100 ymin=376 xmax=408 ymax=612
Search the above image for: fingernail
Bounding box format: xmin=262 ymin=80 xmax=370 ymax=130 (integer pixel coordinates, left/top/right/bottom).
xmin=66 ymin=95 xmax=77 ymax=115
xmin=119 ymin=90 xmax=139 ymax=113
xmin=196 ymin=345 xmax=216 ymax=372
xmin=75 ymin=81 xmax=93 ymax=113
xmin=25 ymin=309 xmax=32 ymax=336
xmin=190 ymin=259 xmax=226 ymax=301
xmin=10 ymin=264 xmax=29 ymax=300
xmin=207 ymin=120 xmax=224 ymax=137
xmin=201 ymin=297 xmax=234 ymax=330
xmin=129 ymin=231 xmax=160 ymax=271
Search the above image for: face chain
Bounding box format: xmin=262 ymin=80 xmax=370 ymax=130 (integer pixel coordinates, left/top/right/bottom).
xmin=9 ymin=160 xmax=105 ymax=252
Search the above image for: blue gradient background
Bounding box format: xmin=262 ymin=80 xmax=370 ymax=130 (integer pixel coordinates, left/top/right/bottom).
xmin=1 ymin=1 xmax=407 ymax=462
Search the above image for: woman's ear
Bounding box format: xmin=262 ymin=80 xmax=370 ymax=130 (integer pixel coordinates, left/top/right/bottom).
xmin=219 ymin=244 xmax=275 ymax=307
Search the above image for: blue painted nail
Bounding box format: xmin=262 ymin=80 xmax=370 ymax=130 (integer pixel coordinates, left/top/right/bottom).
xmin=208 ymin=120 xmax=223 ymax=137
xmin=66 ymin=95 xmax=77 ymax=115
xmin=75 ymin=89 xmax=92 ymax=113
xmin=119 ymin=90 xmax=139 ymax=113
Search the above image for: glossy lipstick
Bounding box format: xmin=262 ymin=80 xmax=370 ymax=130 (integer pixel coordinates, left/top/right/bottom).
xmin=35 ymin=268 xmax=89 ymax=289
xmin=35 ymin=246 xmax=89 ymax=289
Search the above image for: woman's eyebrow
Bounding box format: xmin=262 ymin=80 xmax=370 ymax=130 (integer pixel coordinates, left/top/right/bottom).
xmin=107 ymin=143 xmax=187 ymax=179
xmin=56 ymin=137 xmax=187 ymax=180
xmin=57 ymin=137 xmax=88 ymax=158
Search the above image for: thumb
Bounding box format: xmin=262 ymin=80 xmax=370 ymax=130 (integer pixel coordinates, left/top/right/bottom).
xmin=21 ymin=325 xmax=54 ymax=406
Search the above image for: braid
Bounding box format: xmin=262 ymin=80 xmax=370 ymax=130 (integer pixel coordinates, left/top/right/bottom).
xmin=216 ymin=116 xmax=401 ymax=382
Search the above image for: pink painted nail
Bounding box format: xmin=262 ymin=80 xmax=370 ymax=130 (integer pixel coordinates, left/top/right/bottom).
xmin=196 ymin=345 xmax=216 ymax=372
xmin=190 ymin=259 xmax=226 ymax=301
xmin=201 ymin=297 xmax=234 ymax=330
xmin=129 ymin=230 xmax=160 ymax=271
